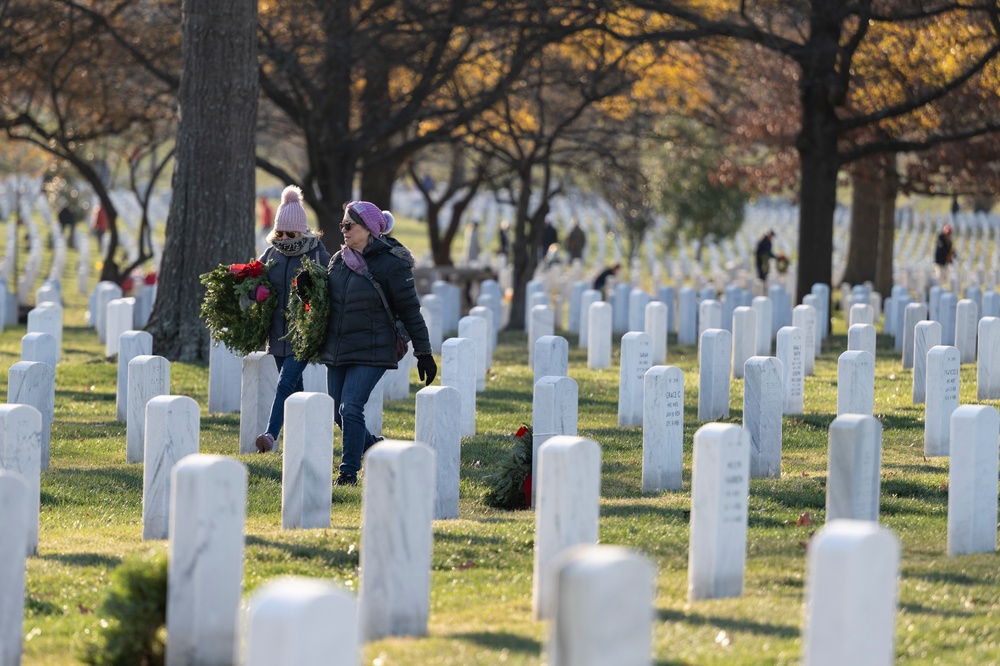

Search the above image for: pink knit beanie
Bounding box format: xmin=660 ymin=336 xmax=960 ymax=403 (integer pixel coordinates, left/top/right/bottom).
xmin=274 ymin=185 xmax=308 ymax=233
xmin=346 ymin=201 xmax=395 ymax=237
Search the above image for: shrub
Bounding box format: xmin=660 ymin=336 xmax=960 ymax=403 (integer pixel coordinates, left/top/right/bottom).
xmin=81 ymin=549 xmax=168 ymax=666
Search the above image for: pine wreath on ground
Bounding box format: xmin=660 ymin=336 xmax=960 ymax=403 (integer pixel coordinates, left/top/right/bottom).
xmin=483 ymin=425 xmax=532 ymax=510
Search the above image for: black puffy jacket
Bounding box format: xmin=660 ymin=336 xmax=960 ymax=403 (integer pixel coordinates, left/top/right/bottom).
xmin=320 ymin=236 xmax=431 ymax=368
xmin=259 ymin=242 xmax=332 ymax=357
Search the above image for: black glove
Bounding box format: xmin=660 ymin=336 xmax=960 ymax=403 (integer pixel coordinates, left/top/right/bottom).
xmin=294 ymin=269 xmax=313 ymax=300
xmin=417 ymin=354 xmax=437 ymax=386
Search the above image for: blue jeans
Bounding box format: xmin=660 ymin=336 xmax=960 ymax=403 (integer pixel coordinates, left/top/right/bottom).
xmin=326 ymin=364 xmax=386 ymax=475
xmin=265 ymin=355 xmax=308 ymax=439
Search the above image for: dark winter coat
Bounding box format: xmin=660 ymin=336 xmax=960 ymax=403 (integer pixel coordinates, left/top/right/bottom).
xmin=320 ymin=236 xmax=431 ymax=368
xmin=259 ymin=242 xmax=331 ymax=357
xmin=934 ymin=233 xmax=954 ymax=266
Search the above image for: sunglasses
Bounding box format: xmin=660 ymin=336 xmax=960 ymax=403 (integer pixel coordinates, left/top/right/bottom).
xmin=341 ymin=206 xmax=367 ymax=233
xmin=274 ymin=230 xmax=300 ymax=239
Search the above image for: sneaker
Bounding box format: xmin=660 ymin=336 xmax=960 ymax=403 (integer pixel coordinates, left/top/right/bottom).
xmin=334 ymin=472 xmax=358 ymax=486
xmin=364 ymin=435 xmax=385 ymax=454
xmin=255 ymin=433 xmax=275 ymax=453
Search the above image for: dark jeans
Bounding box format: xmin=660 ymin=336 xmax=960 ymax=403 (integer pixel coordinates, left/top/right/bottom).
xmin=326 ymin=364 xmax=386 ymax=475
xmin=265 ymin=355 xmax=308 ymax=439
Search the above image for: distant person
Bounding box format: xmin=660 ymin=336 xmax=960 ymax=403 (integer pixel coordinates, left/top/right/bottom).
xmin=543 ymin=242 xmax=562 ymax=268
xmin=259 ymin=195 xmax=273 ymax=233
xmin=934 ymin=224 xmax=955 ymax=288
xmin=58 ymin=204 xmax=76 ymax=248
xmin=540 ymin=219 xmax=559 ymax=261
xmin=951 ymin=194 xmax=960 ymax=217
xmin=755 ymin=229 xmax=777 ymax=291
xmin=498 ymin=219 xmax=511 ymax=258
xmin=463 ymin=221 xmax=481 ymax=264
xmin=565 ymin=219 xmax=586 ymax=261
xmin=90 ymin=204 xmax=109 ymax=244
xmin=592 ymin=263 xmax=621 ymax=292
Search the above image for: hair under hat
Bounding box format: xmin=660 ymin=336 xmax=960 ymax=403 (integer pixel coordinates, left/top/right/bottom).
xmin=274 ymin=185 xmax=308 ymax=233
xmin=346 ymin=201 xmax=395 ymax=237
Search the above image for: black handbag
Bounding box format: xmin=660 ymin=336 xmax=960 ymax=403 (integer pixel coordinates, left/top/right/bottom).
xmin=362 ymin=269 xmax=411 ymax=361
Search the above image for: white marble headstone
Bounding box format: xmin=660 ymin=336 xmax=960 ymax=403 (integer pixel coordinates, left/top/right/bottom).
xmin=534 ymin=335 xmax=569 ymax=383
xmin=697 ymin=329 xmax=731 ymax=421
xmin=359 ymin=441 xmax=435 ymax=641
xmin=167 ymin=454 xmax=247 ymax=666
xmin=619 ymin=332 xmax=652 ymax=426
xmin=415 ymin=386 xmax=461 ymax=520
xmin=547 ymin=545 xmax=655 ymax=666
xmin=282 ymin=393 xmax=334 ymax=530
xmin=688 ymin=423 xmax=750 ymax=601
xmin=802 ymin=520 xmax=900 ymax=666
xmin=776 ymin=326 xmax=804 ymax=415
xmin=239 ymin=352 xmax=279 ymax=454
xmin=116 ymin=330 xmax=153 ymax=421
xmin=826 ymin=415 xmax=882 ymax=523
xmin=587 ymin=302 xmax=612 ymax=369
xmin=0 ymin=405 xmax=40 ymax=556
xmin=441 ymin=337 xmax=476 ymax=437
xmin=947 ymin=405 xmax=999 ymax=556
xmin=533 ymin=436 xmax=601 ymax=620
xmin=925 ymin=345 xmax=960 ymax=457
xmin=644 ymin=301 xmax=668 ymax=366
xmin=7 ymin=361 xmax=55 ymax=471
xmin=743 ymin=357 xmax=783 ymax=479
xmin=127 ymin=355 xmax=171 ymax=463
xmin=0 ymin=471 xmax=28 ymax=664
xmin=208 ymin=342 xmax=242 ymax=414
xmin=837 ymin=351 xmax=874 ymax=417
xmin=142 ymin=395 xmax=199 ymax=540
xmin=912 ymin=320 xmax=941 ymax=404
xmin=242 ymin=577 xmax=357 ymax=666
xmin=977 ymin=317 xmax=1000 ymax=400
xmin=793 ymin=304 xmax=817 ymax=376
xmin=642 ymin=366 xmax=684 ymax=492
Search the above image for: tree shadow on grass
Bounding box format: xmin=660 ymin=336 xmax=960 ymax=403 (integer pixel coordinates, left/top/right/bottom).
xmin=245 ymin=534 xmax=359 ymax=568
xmin=657 ymin=607 xmax=799 ymax=639
xmin=449 ymin=631 xmax=540 ymax=655
xmin=907 ymin=570 xmax=982 ymax=586
xmin=41 ymin=551 xmax=123 ymax=568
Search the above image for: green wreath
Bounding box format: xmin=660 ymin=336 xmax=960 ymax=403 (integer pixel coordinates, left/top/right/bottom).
xmin=283 ymin=256 xmax=330 ymax=363
xmin=200 ymin=258 xmax=277 ymax=356
xmin=776 ymin=254 xmax=790 ymax=275
xmin=483 ymin=425 xmax=533 ymax=510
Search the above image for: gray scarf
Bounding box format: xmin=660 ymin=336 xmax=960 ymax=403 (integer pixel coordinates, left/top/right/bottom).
xmin=272 ymin=235 xmax=319 ymax=257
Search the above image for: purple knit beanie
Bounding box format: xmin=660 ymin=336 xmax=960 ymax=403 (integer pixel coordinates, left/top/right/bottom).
xmin=274 ymin=185 xmax=309 ymax=233
xmin=346 ymin=201 xmax=395 ymax=237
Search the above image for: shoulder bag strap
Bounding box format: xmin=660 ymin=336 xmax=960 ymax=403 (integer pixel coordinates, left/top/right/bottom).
xmin=361 ymin=269 xmax=396 ymax=322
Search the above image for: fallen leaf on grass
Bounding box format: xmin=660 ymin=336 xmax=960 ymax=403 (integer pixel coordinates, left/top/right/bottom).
xmin=78 ymin=604 xmax=91 ymax=615
xmin=457 ymin=560 xmax=476 ymax=570
xmin=797 ymin=512 xmax=814 ymax=526
xmin=939 ymin=482 xmax=949 ymax=492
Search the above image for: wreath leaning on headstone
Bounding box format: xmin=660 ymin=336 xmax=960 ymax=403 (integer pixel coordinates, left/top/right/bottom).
xmin=282 ymin=255 xmax=330 ymax=363
xmin=483 ymin=424 xmax=533 ymax=510
xmin=200 ymin=258 xmax=277 ymax=356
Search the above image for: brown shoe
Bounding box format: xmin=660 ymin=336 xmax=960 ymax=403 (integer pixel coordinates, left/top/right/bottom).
xmin=255 ymin=433 xmax=274 ymax=453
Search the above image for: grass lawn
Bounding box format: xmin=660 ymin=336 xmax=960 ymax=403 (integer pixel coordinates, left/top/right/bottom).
xmin=4 ymin=223 xmax=1000 ymax=664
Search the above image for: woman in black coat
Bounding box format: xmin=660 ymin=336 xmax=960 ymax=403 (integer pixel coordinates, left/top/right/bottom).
xmin=321 ymin=201 xmax=436 ymax=485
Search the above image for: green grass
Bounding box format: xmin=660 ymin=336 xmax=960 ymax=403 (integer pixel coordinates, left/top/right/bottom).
xmin=6 ymin=222 xmax=1000 ymax=664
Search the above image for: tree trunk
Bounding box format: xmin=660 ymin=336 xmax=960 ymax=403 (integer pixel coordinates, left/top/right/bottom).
xmin=841 ymin=162 xmax=882 ymax=286
xmin=875 ymin=156 xmax=898 ymax=296
xmin=794 ymin=96 xmax=839 ymax=314
xmin=145 ymin=0 xmax=258 ymax=361
xmin=508 ymin=173 xmax=548 ymax=331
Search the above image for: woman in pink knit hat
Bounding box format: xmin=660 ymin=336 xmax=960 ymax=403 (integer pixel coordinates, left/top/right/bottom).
xmin=320 ymin=201 xmax=436 ymax=485
xmin=254 ymin=185 xmax=331 ymax=453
